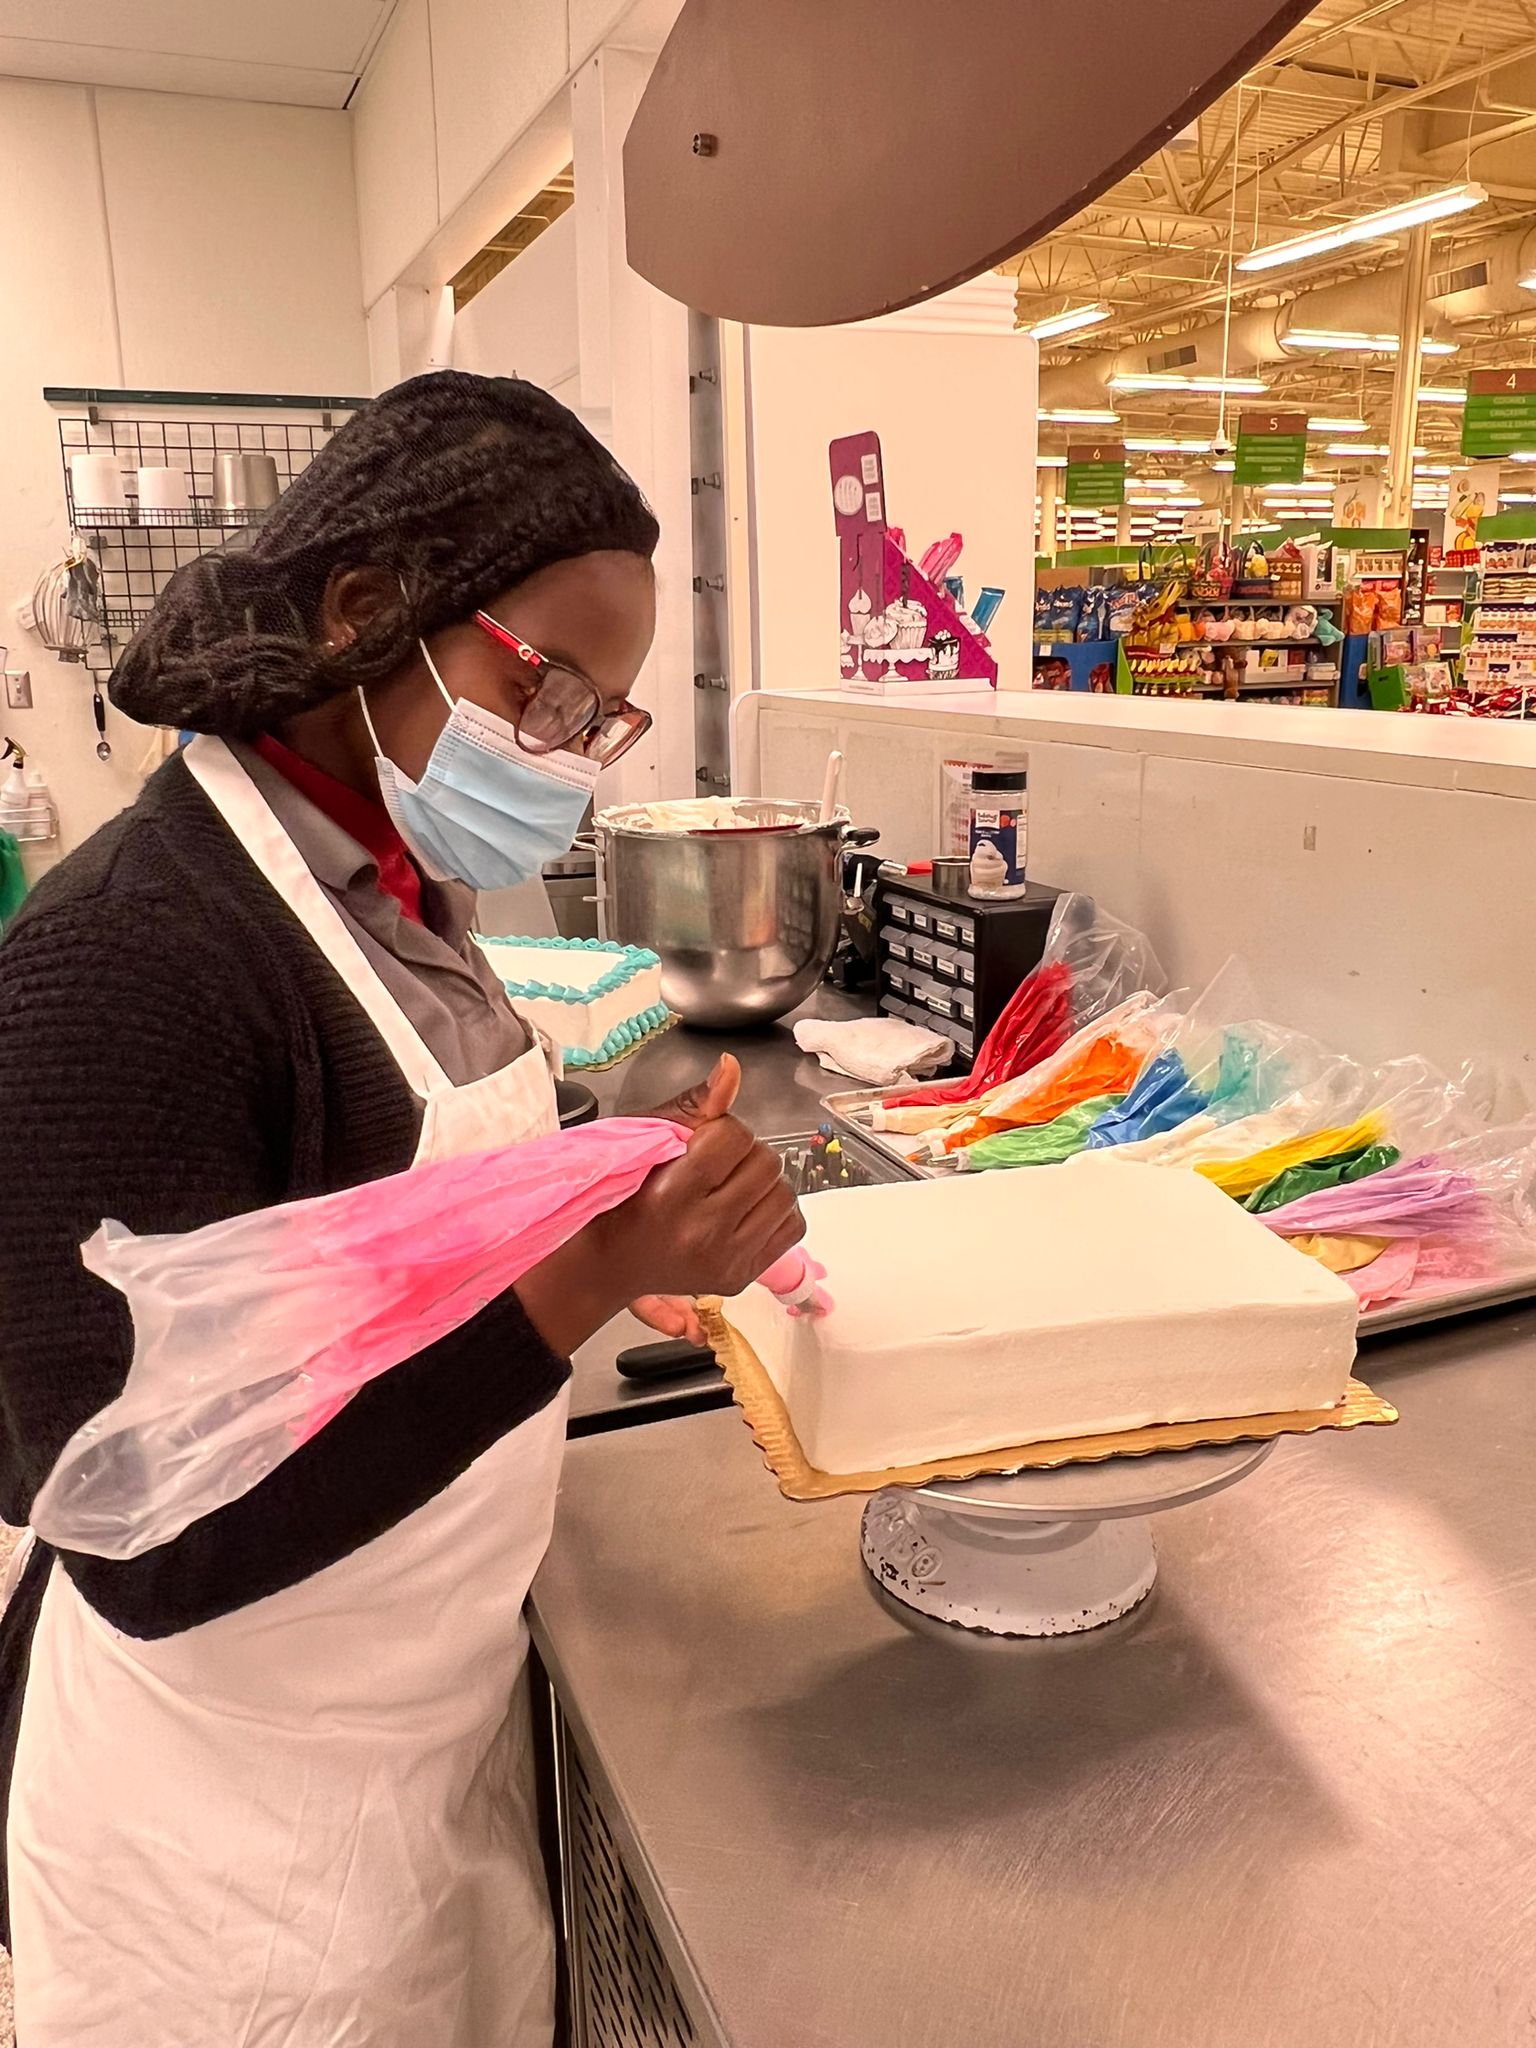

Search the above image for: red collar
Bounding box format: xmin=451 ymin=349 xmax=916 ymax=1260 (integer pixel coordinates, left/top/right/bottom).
xmin=254 ymin=735 xmax=425 ymax=925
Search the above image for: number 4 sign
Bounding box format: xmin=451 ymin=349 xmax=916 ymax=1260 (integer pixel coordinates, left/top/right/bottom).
xmin=1462 ymin=369 xmax=1536 ymax=458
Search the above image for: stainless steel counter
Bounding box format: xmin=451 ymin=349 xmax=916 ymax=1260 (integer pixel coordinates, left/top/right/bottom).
xmin=533 ymin=1305 xmax=1536 ymax=2047
xmin=567 ymin=987 xmax=871 ymax=1434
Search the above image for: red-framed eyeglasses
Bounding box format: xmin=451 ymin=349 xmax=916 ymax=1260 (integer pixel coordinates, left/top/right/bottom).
xmin=474 ymin=610 xmax=652 ymax=767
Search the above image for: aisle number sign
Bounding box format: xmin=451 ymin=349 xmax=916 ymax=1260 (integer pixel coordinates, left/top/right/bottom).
xmin=1461 ymin=369 xmax=1536 ymax=459
xmin=1234 ymin=411 xmax=1307 ymax=486
xmin=1064 ymin=442 xmax=1126 ymax=508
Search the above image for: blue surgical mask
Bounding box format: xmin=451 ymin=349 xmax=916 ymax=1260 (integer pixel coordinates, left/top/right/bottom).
xmin=361 ymin=638 xmax=600 ymax=891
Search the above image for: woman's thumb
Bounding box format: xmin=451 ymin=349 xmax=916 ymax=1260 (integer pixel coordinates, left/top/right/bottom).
xmin=655 ymin=1054 xmax=741 ymax=1129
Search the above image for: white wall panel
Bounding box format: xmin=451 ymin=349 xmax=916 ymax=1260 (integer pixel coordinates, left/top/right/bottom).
xmin=0 ymin=76 xmax=369 ymax=861
xmin=429 ymin=0 xmax=569 ymax=219
xmin=0 ymin=79 xmax=140 ymax=856
xmin=453 ymin=210 xmax=579 ymax=395
xmin=748 ymin=693 xmax=1536 ymax=1111
xmin=352 ymin=0 xmax=439 ymax=305
xmin=98 ymin=90 xmax=368 ymax=391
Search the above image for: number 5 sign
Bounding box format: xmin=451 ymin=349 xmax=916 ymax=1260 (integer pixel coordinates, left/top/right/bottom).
xmin=1234 ymin=411 xmax=1307 ymax=486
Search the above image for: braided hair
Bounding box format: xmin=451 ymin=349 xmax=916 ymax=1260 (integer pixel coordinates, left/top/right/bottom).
xmin=108 ymin=371 xmax=660 ymax=738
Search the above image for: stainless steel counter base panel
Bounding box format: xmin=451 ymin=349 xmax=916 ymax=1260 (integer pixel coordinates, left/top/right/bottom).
xmin=532 ymin=1305 xmax=1536 ymax=2048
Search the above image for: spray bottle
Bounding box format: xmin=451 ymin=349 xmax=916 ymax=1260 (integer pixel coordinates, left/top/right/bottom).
xmin=0 ymin=742 xmax=29 ymax=838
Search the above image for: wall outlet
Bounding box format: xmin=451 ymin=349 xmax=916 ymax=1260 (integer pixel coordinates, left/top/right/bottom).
xmin=4 ymin=670 xmax=32 ymax=711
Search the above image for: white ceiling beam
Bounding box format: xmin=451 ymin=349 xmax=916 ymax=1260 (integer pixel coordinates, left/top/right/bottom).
xmin=1229 ymin=34 xmax=1536 ymax=197
xmin=1421 ymin=107 xmax=1536 ymax=163
xmin=1252 ymin=0 xmax=1418 ymax=76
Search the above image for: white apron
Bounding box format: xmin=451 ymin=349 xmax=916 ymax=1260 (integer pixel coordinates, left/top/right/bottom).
xmin=9 ymin=736 xmax=567 ymax=2047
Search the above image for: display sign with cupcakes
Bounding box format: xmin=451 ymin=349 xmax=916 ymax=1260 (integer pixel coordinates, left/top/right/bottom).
xmin=830 ymin=430 xmax=1000 ymax=694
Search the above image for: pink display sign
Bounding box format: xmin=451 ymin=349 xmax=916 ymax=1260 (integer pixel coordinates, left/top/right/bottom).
xmin=829 ymin=430 xmax=998 ymax=688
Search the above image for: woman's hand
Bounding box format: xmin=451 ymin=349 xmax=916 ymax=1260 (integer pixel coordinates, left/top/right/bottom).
xmin=628 ymin=1294 xmax=709 ymax=1347
xmin=514 ymin=1057 xmax=802 ymax=1358
xmin=629 ymin=1054 xmax=747 ymax=1343
xmin=597 ymin=1115 xmax=804 ymax=1308
xmin=637 ymin=1053 xmax=742 ymax=1132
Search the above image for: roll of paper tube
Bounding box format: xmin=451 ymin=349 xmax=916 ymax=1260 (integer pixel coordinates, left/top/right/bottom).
xmin=136 ymin=466 xmax=191 ymax=512
xmin=70 ymin=453 xmax=126 ymax=511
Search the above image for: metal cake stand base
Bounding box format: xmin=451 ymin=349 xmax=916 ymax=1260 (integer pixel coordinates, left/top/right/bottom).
xmin=859 ymin=1438 xmax=1276 ymax=1636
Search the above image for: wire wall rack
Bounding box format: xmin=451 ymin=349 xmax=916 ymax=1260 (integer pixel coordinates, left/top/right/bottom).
xmin=52 ymin=393 xmax=364 ymax=677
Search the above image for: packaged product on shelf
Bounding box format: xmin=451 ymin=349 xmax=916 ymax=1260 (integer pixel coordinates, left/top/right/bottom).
xmin=1344 ymin=585 xmax=1379 ymax=634
xmin=1106 ymin=585 xmax=1140 ymax=637
xmin=1077 ymin=587 xmax=1109 ymax=641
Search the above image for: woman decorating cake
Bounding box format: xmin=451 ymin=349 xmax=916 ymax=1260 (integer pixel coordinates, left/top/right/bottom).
xmin=0 ymin=370 xmax=802 ymax=2045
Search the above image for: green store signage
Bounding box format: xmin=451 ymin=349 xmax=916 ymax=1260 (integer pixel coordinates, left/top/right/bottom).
xmin=1064 ymin=441 xmax=1126 ymax=508
xmin=1462 ymin=368 xmax=1536 ymax=459
xmin=1234 ymin=410 xmax=1307 ymax=486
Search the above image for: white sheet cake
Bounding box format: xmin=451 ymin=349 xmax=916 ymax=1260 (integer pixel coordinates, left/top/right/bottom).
xmin=474 ymin=936 xmax=668 ymax=1068
xmin=723 ymin=1157 xmax=1358 ymax=1474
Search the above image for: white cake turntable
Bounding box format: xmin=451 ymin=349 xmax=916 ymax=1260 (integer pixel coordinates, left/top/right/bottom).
xmin=859 ymin=1438 xmax=1276 ymax=1637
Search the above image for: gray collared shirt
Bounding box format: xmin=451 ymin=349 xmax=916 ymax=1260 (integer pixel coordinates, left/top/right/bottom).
xmin=233 ymin=743 xmax=530 ymax=1086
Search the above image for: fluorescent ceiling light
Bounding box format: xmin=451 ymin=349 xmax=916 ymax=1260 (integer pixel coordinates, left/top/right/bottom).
xmin=1287 ymin=329 xmax=1458 ymax=355
xmin=1110 ymin=373 xmax=1268 ymax=394
xmin=1510 ymin=451 xmax=1536 ymax=462
xmin=1418 ymin=387 xmax=1466 ymax=404
xmin=1026 ymin=304 xmax=1111 ymax=341
xmin=1414 ymin=464 xmax=1452 ymax=477
xmin=1307 ymin=416 xmax=1369 ymax=433
xmin=1520 ymin=275 xmax=1536 ymax=291
xmin=1235 ymin=181 xmax=1486 ymax=273
xmin=1212 ymin=459 xmax=1236 ymax=472
xmin=1038 ymin=407 xmax=1121 ymax=424
xmin=1037 ymin=454 xmax=1068 ymax=467
xmin=1323 ymin=442 xmax=1427 ymax=457
xmin=1124 ymin=437 xmax=1214 ymax=453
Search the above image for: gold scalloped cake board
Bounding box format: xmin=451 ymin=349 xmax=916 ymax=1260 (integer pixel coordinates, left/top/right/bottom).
xmin=697 ymin=1303 xmax=1397 ymax=1503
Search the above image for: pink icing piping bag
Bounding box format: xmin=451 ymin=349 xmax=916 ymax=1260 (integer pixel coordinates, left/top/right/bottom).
xmin=757 ymin=1248 xmax=833 ymax=1318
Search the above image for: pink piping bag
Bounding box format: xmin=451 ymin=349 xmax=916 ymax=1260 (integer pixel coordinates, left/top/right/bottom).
xmin=757 ymin=1248 xmax=832 ymax=1317
xmin=33 ymin=1118 xmax=690 ymax=1561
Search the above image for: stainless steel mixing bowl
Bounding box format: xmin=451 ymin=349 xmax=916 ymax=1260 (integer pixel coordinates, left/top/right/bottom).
xmin=598 ymin=803 xmax=871 ymax=1028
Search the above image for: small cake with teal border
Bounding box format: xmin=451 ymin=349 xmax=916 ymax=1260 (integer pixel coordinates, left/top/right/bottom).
xmin=474 ymin=935 xmax=672 ymax=1068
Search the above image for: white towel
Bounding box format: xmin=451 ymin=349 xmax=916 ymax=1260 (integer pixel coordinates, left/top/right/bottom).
xmin=793 ymin=1015 xmax=953 ymax=1088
